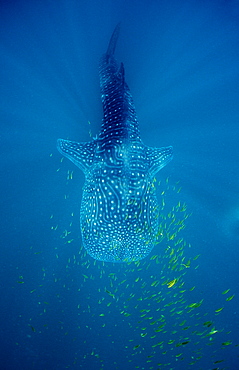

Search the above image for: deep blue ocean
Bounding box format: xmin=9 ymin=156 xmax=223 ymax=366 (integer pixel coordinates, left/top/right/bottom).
xmin=1 ymin=0 xmax=239 ymax=369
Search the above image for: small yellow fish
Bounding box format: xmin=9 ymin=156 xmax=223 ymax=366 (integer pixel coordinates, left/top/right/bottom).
xmin=167 ymin=279 xmax=177 ymax=288
xmin=215 ymin=307 xmax=224 ymax=313
xmin=226 ymin=294 xmax=235 ymax=301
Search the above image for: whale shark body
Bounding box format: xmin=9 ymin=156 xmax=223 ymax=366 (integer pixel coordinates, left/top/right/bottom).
xmin=57 ymin=24 xmax=173 ymax=262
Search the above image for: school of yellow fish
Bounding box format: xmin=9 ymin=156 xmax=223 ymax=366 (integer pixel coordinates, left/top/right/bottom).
xmin=19 ymin=151 xmax=237 ymax=369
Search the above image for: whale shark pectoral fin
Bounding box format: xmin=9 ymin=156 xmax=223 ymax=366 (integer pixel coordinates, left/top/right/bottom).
xmin=57 ymin=139 xmax=96 ymax=173
xmin=147 ymin=145 xmax=173 ymax=176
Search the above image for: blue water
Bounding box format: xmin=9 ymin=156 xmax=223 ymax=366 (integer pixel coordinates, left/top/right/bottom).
xmin=1 ymin=0 xmax=239 ymax=369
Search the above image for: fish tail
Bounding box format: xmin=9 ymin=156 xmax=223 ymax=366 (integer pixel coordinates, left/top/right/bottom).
xmin=106 ymin=23 xmax=121 ymax=56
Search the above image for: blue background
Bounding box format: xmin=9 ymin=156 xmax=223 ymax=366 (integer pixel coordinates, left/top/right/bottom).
xmin=1 ymin=0 xmax=239 ymax=369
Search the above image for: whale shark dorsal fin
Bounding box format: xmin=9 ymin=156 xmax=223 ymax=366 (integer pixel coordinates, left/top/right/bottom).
xmin=117 ymin=62 xmax=125 ymax=84
xmin=57 ymin=139 xmax=96 ymax=174
xmin=146 ymin=146 xmax=173 ymax=176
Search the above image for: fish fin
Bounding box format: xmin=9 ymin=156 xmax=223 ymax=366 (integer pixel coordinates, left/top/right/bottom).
xmin=57 ymin=139 xmax=96 ymax=174
xmin=147 ymin=146 xmax=173 ymax=176
xmin=117 ymin=62 xmax=125 ymax=84
xmin=106 ymin=23 xmax=121 ymax=56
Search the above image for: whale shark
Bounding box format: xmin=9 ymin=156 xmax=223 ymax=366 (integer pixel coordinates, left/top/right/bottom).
xmin=57 ymin=24 xmax=173 ymax=262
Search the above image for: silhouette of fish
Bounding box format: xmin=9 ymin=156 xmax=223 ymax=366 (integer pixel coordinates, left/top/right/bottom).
xmin=57 ymin=24 xmax=173 ymax=262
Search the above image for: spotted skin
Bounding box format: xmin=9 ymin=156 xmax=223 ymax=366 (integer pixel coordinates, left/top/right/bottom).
xmin=57 ymin=25 xmax=173 ymax=262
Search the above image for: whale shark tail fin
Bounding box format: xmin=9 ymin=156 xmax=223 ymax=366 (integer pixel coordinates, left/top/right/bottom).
xmin=106 ymin=23 xmax=121 ymax=56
